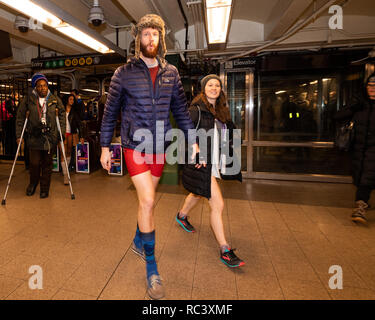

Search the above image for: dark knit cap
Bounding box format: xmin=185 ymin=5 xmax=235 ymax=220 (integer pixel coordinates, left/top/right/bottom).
xmin=200 ymin=74 xmax=222 ymax=92
xmin=31 ymin=73 xmax=48 ymax=88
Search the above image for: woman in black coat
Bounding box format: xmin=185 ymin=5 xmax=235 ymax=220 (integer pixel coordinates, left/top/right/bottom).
xmin=177 ymin=74 xmax=244 ymax=268
xmin=335 ymin=73 xmax=375 ymax=224
xmin=59 ymin=94 xmax=84 ymax=184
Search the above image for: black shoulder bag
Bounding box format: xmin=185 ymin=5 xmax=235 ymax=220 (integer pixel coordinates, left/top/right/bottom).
xmin=334 ymin=120 xmax=354 ymax=152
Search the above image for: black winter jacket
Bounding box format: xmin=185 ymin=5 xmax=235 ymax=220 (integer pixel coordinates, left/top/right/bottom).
xmin=335 ymin=73 xmax=375 ymax=187
xmin=100 ymin=57 xmax=194 ymax=153
xmin=182 ymin=97 xmax=242 ymax=199
xmin=66 ymin=107 xmax=83 ymax=139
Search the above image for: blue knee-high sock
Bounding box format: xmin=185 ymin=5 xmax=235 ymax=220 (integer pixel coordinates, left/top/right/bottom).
xmin=140 ymin=230 xmax=159 ymax=279
xmin=133 ymin=224 xmax=142 ymax=249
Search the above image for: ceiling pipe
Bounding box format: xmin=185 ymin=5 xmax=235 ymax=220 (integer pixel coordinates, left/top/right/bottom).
xmin=177 ymin=0 xmax=189 ymax=56
xmin=223 ymin=0 xmax=339 ymax=61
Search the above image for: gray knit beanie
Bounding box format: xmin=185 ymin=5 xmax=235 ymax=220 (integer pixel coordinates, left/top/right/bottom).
xmin=200 ymin=74 xmax=222 ymax=92
xmin=131 ymin=14 xmax=167 ymax=59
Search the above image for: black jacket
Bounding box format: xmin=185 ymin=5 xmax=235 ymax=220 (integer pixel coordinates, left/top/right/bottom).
xmin=66 ymin=107 xmax=83 ymax=139
xmin=182 ymin=97 xmax=242 ymax=199
xmin=334 ymin=73 xmax=375 ymax=187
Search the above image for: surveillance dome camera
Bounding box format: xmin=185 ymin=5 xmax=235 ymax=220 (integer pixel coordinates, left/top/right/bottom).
xmin=88 ymin=1 xmax=105 ymax=27
xmin=15 ymin=15 xmax=29 ymax=33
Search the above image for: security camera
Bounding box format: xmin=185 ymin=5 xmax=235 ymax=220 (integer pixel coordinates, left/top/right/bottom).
xmin=88 ymin=0 xmax=105 ymax=27
xmin=15 ymin=15 xmax=29 ymax=33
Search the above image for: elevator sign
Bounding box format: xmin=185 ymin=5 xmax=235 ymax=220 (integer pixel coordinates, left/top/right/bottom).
xmin=31 ymin=53 xmax=126 ymax=70
xmin=225 ymin=58 xmax=257 ymax=69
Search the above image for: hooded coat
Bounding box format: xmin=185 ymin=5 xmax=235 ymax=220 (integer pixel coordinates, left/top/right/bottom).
xmin=335 ymin=73 xmax=375 ymax=186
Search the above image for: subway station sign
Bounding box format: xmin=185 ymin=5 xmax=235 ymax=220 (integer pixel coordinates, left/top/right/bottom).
xmin=31 ymin=53 xmax=126 ymax=70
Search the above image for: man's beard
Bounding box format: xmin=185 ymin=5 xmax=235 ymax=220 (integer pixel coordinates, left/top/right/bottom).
xmin=140 ymin=42 xmax=159 ymax=59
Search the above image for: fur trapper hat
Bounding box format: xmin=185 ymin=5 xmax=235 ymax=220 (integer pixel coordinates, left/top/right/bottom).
xmin=131 ymin=14 xmax=167 ymax=59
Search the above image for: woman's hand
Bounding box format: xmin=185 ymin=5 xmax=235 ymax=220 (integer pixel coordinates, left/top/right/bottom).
xmin=100 ymin=147 xmax=111 ymax=172
xmin=191 ymin=143 xmax=206 ymax=169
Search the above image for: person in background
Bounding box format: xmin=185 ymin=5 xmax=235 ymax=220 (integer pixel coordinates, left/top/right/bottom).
xmin=3 ymin=92 xmax=19 ymax=156
xmin=335 ymin=73 xmax=375 ymax=224
xmin=179 ymin=74 xmax=245 ymax=268
xmin=71 ymin=89 xmax=85 ymax=120
xmin=59 ymin=94 xmax=84 ymax=185
xmin=16 ymin=73 xmax=65 ymax=199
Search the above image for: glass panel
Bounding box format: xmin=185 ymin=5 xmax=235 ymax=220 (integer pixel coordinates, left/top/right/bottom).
xmin=254 ymin=77 xmax=338 ymax=142
xmin=226 ymin=72 xmax=246 ymax=141
xmin=241 ymin=145 xmax=247 ymax=171
xmin=321 ymin=78 xmax=338 ymax=140
xmin=253 ymin=146 xmax=351 ymax=175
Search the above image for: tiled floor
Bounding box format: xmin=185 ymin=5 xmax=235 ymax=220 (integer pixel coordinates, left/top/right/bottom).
xmin=0 ymin=162 xmax=375 ymax=300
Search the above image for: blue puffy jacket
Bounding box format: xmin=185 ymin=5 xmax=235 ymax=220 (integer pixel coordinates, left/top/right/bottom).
xmin=100 ymin=57 xmax=194 ymax=153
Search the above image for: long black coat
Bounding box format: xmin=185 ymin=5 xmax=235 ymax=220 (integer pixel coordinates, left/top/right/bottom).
xmin=182 ymin=98 xmax=242 ymax=199
xmin=335 ymin=77 xmax=375 ymax=187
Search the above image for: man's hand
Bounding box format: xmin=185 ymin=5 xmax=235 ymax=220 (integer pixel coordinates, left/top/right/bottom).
xmin=100 ymin=147 xmax=111 ymax=172
xmin=80 ymin=138 xmax=85 ymax=145
xmin=16 ymin=138 xmax=23 ymax=145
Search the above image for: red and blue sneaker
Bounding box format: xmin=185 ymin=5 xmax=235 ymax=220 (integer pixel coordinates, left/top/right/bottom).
xmin=176 ymin=212 xmax=196 ymax=233
xmin=220 ymin=248 xmax=245 ymax=268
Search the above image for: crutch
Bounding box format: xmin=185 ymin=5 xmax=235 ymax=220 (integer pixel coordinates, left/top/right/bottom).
xmin=55 ymin=108 xmax=75 ymax=200
xmin=2 ymin=111 xmax=29 ymax=205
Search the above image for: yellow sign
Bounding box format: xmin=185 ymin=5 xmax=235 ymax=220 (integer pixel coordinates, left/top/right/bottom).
xmin=86 ymin=57 xmax=93 ymax=65
xmin=72 ymin=58 xmax=78 ymax=66
xmin=65 ymin=59 xmax=72 ymax=67
xmin=79 ymin=57 xmax=86 ymax=66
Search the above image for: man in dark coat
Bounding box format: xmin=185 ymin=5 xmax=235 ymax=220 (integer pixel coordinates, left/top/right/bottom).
xmin=100 ymin=14 xmax=198 ymax=300
xmin=335 ymin=73 xmax=375 ymax=224
xmin=16 ymin=73 xmax=66 ymax=199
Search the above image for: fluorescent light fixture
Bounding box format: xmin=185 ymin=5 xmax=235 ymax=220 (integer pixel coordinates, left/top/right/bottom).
xmin=205 ymin=0 xmax=232 ymax=44
xmin=1 ymin=0 xmax=61 ymax=27
xmin=56 ymin=24 xmax=111 ymax=55
xmin=323 ymin=78 xmax=330 ymax=82
xmin=310 ymin=80 xmax=318 ymax=85
xmin=275 ymin=90 xmax=286 ymax=95
xmin=82 ymin=89 xmax=99 ymax=93
xmin=0 ymin=0 xmax=113 ymax=54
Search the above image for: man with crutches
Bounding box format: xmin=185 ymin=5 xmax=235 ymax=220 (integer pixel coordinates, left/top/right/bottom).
xmin=16 ymin=73 xmax=65 ymax=199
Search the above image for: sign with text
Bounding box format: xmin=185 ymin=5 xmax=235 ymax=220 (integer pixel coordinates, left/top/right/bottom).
xmin=31 ymin=53 xmax=126 ymax=70
xmin=109 ymin=143 xmax=123 ymax=176
xmin=76 ymin=142 xmax=90 ymax=174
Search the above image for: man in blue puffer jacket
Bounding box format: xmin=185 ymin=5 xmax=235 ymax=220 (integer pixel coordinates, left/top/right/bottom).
xmin=100 ymin=14 xmax=198 ymax=300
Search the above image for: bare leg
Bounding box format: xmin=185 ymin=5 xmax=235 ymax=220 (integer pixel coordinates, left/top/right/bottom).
xmin=131 ymin=171 xmax=156 ymax=233
xmin=208 ymin=176 xmax=228 ymax=248
xmin=180 ymin=193 xmax=201 ymax=216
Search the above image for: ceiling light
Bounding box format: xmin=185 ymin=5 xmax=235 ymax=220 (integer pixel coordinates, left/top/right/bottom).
xmin=205 ymin=0 xmax=233 ymax=44
xmin=0 ymin=0 xmax=113 ymax=54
